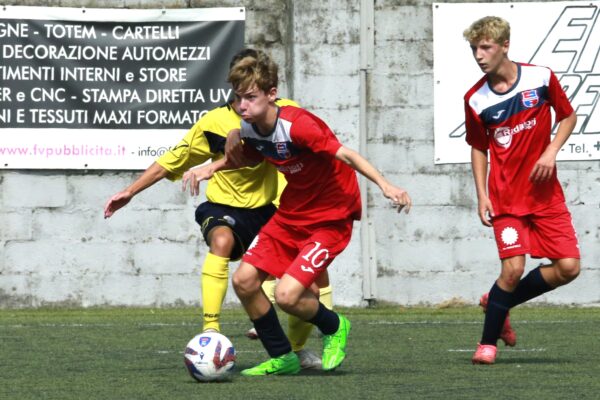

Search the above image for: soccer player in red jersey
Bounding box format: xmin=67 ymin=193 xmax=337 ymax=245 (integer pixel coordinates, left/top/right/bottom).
xmin=463 ymin=17 xmax=580 ymax=364
xmin=183 ymin=49 xmax=412 ymax=375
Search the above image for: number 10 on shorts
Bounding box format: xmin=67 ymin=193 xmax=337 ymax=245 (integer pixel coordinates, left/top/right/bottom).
xmin=300 ymin=241 xmax=330 ymax=274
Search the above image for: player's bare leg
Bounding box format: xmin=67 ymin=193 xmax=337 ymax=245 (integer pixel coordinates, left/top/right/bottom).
xmin=202 ymin=226 xmax=235 ymax=332
xmin=276 ymin=274 xmax=350 ymax=371
xmin=287 ymin=271 xmax=330 ymax=369
xmin=232 ymin=262 xmax=300 ymax=376
xmin=245 ymin=276 xmax=276 ymax=340
xmin=539 ymin=258 xmax=580 ymax=287
xmin=474 ymin=256 xmax=580 ymax=364
xmin=248 ymin=273 xmax=327 ymax=369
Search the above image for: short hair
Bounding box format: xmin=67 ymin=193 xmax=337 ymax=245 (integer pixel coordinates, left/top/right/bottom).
xmin=229 ymin=48 xmax=259 ymax=70
xmin=463 ymin=16 xmax=510 ymax=44
xmin=228 ymin=49 xmax=279 ymax=93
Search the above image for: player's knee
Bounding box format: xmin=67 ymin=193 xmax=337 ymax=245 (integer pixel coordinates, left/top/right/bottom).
xmin=274 ymin=286 xmax=299 ymax=312
xmin=232 ymin=269 xmax=260 ymax=298
xmin=208 ymin=229 xmax=235 ymax=256
xmin=557 ymin=258 xmax=580 ymax=283
xmin=501 ymin=257 xmax=525 ymax=287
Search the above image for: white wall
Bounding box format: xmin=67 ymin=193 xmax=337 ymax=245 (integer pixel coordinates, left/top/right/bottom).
xmin=1 ymin=0 xmax=598 ymax=308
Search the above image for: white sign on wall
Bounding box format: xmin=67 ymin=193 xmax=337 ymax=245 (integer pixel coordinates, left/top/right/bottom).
xmin=433 ymin=1 xmax=600 ymax=164
xmin=0 ymin=6 xmax=245 ymax=169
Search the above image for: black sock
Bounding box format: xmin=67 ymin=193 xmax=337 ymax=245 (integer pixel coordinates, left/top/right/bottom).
xmin=481 ymin=283 xmax=513 ymax=345
xmin=252 ymin=304 xmax=291 ymax=358
xmin=509 ymin=267 xmax=553 ymax=307
xmin=308 ymin=302 xmax=340 ymax=335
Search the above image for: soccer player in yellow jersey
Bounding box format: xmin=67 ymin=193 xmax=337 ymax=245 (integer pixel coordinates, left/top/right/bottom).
xmin=103 ymin=49 xmax=330 ymax=369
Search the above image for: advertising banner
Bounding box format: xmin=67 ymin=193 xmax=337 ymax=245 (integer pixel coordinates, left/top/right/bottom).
xmin=433 ymin=1 xmax=600 ymax=164
xmin=0 ymin=6 xmax=245 ymax=169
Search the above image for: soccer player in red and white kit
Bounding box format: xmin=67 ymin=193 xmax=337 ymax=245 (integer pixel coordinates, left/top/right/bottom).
xmin=182 ymin=49 xmax=412 ymax=375
xmin=463 ymin=17 xmax=580 ymax=364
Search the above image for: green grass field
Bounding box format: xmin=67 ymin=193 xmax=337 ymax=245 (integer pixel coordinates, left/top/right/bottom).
xmin=1 ymin=306 xmax=598 ymax=400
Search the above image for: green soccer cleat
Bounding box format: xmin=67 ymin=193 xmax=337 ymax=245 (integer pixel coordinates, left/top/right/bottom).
xmin=322 ymin=314 xmax=351 ymax=371
xmin=240 ymin=352 xmax=301 ymax=376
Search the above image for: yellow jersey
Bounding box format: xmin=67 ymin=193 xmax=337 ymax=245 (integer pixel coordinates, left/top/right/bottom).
xmin=157 ymin=99 xmax=297 ymax=209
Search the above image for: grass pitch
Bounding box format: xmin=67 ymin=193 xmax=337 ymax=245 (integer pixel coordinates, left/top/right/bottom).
xmin=1 ymin=306 xmax=598 ymax=400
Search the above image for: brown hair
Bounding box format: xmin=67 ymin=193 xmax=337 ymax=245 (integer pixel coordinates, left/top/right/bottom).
xmin=463 ymin=16 xmax=510 ymax=44
xmin=228 ymin=49 xmax=278 ymax=93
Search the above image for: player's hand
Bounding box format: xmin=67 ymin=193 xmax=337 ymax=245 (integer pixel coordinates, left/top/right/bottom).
xmin=529 ymin=149 xmax=556 ymax=184
xmin=477 ymin=196 xmax=495 ymax=227
xmin=383 ymin=185 xmax=412 ymax=214
xmin=225 ymin=129 xmax=245 ymax=167
xmin=182 ymin=165 xmax=215 ymax=196
xmin=104 ymin=191 xmax=133 ymax=219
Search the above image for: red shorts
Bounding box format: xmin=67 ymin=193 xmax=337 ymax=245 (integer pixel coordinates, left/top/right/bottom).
xmin=492 ymin=202 xmax=580 ymax=260
xmin=242 ymin=217 xmax=354 ymax=288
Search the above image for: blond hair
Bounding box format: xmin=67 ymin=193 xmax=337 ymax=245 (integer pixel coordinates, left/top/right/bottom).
xmin=463 ymin=16 xmax=510 ymax=44
xmin=228 ymin=49 xmax=278 ymax=93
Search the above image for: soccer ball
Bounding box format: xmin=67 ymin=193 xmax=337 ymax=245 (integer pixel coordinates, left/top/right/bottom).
xmin=184 ymin=332 xmax=236 ymax=382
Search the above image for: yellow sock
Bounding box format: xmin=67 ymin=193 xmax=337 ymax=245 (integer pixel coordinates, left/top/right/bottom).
xmin=288 ymin=285 xmax=333 ymax=352
xmin=201 ymin=252 xmax=229 ymax=332
xmin=319 ymin=285 xmax=333 ymax=309
xmin=261 ymin=278 xmax=277 ymax=304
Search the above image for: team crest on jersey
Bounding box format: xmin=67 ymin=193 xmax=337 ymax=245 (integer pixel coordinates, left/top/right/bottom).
xmin=521 ymin=89 xmax=539 ymax=108
xmin=275 ymin=142 xmax=291 ymax=159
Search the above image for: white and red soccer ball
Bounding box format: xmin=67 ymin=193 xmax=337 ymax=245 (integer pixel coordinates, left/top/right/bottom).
xmin=184 ymin=332 xmax=236 ymax=382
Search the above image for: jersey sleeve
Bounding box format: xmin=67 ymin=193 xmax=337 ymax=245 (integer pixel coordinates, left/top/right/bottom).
xmin=464 ymin=99 xmax=489 ymax=151
xmin=547 ymin=69 xmax=574 ymax=122
xmin=156 ymin=119 xmax=217 ymax=181
xmin=290 ymin=114 xmax=342 ymax=157
xmin=241 ymin=142 xmax=265 ymax=164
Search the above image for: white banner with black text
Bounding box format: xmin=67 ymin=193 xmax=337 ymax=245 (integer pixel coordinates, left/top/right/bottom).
xmin=433 ymin=1 xmax=600 ymax=164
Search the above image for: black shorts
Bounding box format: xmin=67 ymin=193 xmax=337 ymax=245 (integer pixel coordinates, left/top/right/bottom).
xmin=195 ymin=201 xmax=277 ymax=260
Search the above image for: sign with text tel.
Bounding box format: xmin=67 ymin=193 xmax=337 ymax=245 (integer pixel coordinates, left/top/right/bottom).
xmin=0 ymin=6 xmax=244 ymax=169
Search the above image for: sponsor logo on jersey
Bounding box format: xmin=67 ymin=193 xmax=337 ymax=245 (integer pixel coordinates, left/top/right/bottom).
xmin=521 ymin=89 xmax=539 ymax=108
xmin=277 ymin=162 xmax=304 ymax=174
xmin=493 ymin=118 xmax=537 ymax=148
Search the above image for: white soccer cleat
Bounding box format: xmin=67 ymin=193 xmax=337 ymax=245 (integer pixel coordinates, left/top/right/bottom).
xmin=295 ymin=348 xmax=322 ymax=370
xmin=245 ymin=327 xmax=259 ymax=340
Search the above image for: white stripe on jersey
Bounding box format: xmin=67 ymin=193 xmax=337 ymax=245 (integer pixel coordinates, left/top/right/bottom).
xmin=240 ymin=118 xmax=293 ymax=142
xmin=468 ymin=65 xmax=551 ymax=115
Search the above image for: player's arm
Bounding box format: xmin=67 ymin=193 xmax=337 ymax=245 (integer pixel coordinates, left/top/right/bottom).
xmin=335 ymin=146 xmax=411 ymax=213
xmin=182 ymin=137 xmax=261 ymax=196
xmin=104 ymin=162 xmax=169 ymax=218
xmin=224 ymin=128 xmax=245 ymax=166
xmin=181 ymin=157 xmax=227 ymax=196
xmin=529 ymin=111 xmax=576 ymax=184
xmin=471 ymin=147 xmax=494 ymax=227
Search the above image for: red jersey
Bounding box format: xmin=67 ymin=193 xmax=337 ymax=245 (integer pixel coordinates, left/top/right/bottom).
xmin=464 ymin=63 xmax=573 ymax=216
xmin=240 ymin=106 xmax=361 ymax=225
